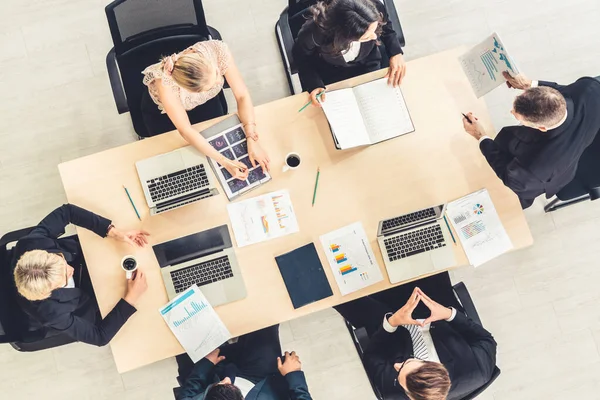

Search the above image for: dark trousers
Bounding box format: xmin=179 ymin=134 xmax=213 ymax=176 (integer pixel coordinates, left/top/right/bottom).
xmin=140 ymin=89 xmax=226 ymax=137
xmin=176 ymin=325 xmax=281 ymax=385
xmin=335 ymin=272 xmax=463 ymax=337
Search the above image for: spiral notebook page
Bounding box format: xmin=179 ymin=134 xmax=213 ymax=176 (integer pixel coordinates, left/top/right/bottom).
xmin=320 ymin=88 xmax=371 ymax=149
xmin=353 ymin=78 xmax=414 ymax=144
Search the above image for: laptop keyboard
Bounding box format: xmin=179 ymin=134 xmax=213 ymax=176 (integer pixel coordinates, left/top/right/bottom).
xmin=170 ymin=256 xmax=233 ymax=294
xmin=384 ymin=225 xmax=446 ymax=262
xmin=147 ymin=165 xmax=209 ymax=203
xmin=381 ymin=207 xmax=437 ymax=232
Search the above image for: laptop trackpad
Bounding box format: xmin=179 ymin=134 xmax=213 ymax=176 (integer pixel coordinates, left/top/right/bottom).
xmin=201 ymin=284 xmax=228 ymax=307
xmin=430 ymin=247 xmax=455 ymax=269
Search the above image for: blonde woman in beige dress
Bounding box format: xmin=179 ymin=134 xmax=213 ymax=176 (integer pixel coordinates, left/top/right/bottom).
xmin=142 ymin=40 xmax=269 ymax=180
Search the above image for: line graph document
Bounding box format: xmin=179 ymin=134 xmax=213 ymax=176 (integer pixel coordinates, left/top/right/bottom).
xmin=227 ymin=190 xmax=299 ymax=247
xmin=320 ymin=222 xmax=383 ymax=295
xmin=160 ymin=285 xmax=230 ymax=363
xmin=446 ymin=189 xmax=513 ymax=267
xmin=459 ymin=33 xmax=519 ymax=97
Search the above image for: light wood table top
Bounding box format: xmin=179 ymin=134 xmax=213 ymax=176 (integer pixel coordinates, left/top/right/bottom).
xmin=58 ymin=47 xmax=532 ymax=373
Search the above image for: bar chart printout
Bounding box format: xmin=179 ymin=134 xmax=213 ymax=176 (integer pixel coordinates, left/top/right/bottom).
xmin=227 ymin=190 xmax=299 ymax=247
xmin=320 ymin=222 xmax=383 ymax=295
xmin=160 ymin=285 xmax=231 ymax=362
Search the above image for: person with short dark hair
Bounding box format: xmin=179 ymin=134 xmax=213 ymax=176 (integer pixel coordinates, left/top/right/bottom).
xmin=177 ymin=325 xmax=312 ymax=400
xmin=463 ymin=73 xmax=600 ymax=208
xmin=334 ymin=274 xmax=497 ymax=400
xmin=293 ymin=0 xmax=406 ymax=107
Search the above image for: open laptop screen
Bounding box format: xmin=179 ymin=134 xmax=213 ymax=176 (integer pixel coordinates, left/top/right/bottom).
xmin=153 ymin=225 xmax=232 ymax=268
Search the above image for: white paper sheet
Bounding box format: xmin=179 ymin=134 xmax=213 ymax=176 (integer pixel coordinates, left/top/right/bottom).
xmin=227 ymin=190 xmax=299 ymax=247
xmin=446 ymin=189 xmax=513 ymax=267
xmin=459 ymin=33 xmax=519 ymax=98
xmin=320 ymin=88 xmax=371 ymax=149
xmin=160 ymin=285 xmax=230 ymax=363
xmin=319 ymin=222 xmax=383 ymax=295
xmin=353 ymin=78 xmax=414 ymax=143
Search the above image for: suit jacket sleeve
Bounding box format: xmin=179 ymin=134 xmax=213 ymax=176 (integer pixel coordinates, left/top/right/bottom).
xmin=448 ymin=312 xmax=497 ymax=380
xmin=293 ymin=21 xmax=326 ymax=93
xmin=377 ymin=1 xmax=403 ymax=58
xmin=364 ymin=325 xmax=411 ymax=393
xmin=49 ymin=298 xmax=136 ymax=346
xmin=479 ymin=131 xmax=539 ymax=197
xmin=538 ymin=80 xmax=564 ymax=90
xmin=284 ymin=371 xmax=313 ymax=400
xmin=31 ymin=204 xmax=112 ymax=239
xmin=178 ymin=359 xmax=217 ymax=400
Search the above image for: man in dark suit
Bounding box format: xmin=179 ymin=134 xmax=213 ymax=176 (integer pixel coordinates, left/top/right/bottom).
xmin=177 ymin=325 xmax=313 ymax=400
xmin=335 ymin=274 xmax=497 ymax=400
xmin=12 ymin=204 xmax=149 ymax=346
xmin=464 ymin=72 xmax=600 ymax=208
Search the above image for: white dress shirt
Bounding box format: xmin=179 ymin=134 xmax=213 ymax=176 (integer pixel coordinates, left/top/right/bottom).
xmin=235 ymin=377 xmax=255 ymax=396
xmin=382 ymin=308 xmax=457 ymax=363
xmin=342 ymin=41 xmax=362 ymax=62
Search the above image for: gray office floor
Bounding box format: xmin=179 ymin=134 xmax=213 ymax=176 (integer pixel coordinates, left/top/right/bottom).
xmin=1 ymin=0 xmax=600 ymax=398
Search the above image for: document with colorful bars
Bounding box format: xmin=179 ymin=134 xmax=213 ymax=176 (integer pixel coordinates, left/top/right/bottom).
xmin=319 ymin=222 xmax=383 ymax=295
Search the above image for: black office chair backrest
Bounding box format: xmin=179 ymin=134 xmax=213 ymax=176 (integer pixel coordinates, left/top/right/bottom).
xmin=106 ymin=0 xmax=210 ymax=55
xmin=0 ymin=228 xmax=34 ymax=344
xmin=105 ymin=0 xmax=215 ymax=136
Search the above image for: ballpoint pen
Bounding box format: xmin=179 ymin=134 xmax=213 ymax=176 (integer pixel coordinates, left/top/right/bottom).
xmin=298 ymin=91 xmax=326 ymax=113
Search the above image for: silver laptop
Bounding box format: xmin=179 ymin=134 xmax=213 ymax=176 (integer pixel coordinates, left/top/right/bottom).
xmin=377 ymin=204 xmax=456 ymax=284
xmin=135 ymin=146 xmax=219 ymax=215
xmin=153 ymin=225 xmax=247 ymax=307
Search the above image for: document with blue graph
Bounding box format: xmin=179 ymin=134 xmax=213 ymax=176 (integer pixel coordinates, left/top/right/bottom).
xmin=446 ymin=189 xmax=513 ymax=267
xmin=160 ymin=285 xmax=230 ymax=362
xmin=459 ymin=33 xmax=519 ymax=98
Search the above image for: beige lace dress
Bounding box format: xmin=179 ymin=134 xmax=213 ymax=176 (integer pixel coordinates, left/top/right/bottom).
xmin=142 ymin=40 xmax=231 ymax=114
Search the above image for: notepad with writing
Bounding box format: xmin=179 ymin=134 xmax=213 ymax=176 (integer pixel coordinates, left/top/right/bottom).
xmin=275 ymin=243 xmax=333 ymax=309
xmin=320 ymin=77 xmax=415 ymax=150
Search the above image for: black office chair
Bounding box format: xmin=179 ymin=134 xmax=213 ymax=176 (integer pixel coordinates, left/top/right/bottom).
xmin=544 ymin=76 xmax=600 ymax=212
xmin=343 ymin=275 xmax=501 ymax=400
xmin=275 ymin=0 xmax=406 ymax=94
xmin=105 ymin=0 xmax=228 ymax=138
xmin=0 ymin=228 xmax=76 ymax=352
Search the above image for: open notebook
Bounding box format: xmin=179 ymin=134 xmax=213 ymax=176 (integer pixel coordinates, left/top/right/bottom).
xmin=320 ymin=78 xmax=415 ymax=150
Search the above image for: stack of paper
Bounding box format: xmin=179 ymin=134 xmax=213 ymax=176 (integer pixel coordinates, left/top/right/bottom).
xmin=446 ymin=189 xmax=513 ymax=267
xmin=160 ymin=285 xmax=230 ymax=363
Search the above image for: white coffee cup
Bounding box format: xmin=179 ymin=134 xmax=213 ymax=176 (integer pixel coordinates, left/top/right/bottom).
xmin=121 ymin=255 xmax=138 ymax=280
xmin=282 ymin=152 xmax=301 ymax=172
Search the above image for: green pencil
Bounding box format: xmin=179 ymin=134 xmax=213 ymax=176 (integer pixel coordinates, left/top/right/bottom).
xmin=298 ymin=91 xmax=326 ymax=113
xmin=443 ymin=215 xmax=456 ymax=244
xmin=123 ymin=185 xmax=141 ymax=221
xmin=311 ymin=168 xmax=321 ymax=207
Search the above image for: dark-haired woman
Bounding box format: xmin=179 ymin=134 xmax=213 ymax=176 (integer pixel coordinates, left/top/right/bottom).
xmin=292 ymin=0 xmax=406 ymax=107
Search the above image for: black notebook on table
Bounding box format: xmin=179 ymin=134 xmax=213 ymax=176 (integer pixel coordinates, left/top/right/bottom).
xmin=275 ymin=243 xmax=333 ymax=309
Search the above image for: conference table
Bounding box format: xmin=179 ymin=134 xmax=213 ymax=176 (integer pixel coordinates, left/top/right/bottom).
xmin=58 ymin=47 xmax=533 ymax=373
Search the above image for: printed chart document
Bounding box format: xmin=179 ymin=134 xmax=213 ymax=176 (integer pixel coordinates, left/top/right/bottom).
xmin=320 ymin=78 xmax=414 ymax=150
xmin=446 ymin=189 xmax=513 ymax=267
xmin=160 ymin=285 xmax=231 ymax=363
xmin=319 ymin=222 xmax=383 ymax=295
xmin=459 ymin=33 xmax=519 ymax=98
xmin=227 ymin=190 xmax=299 ymax=247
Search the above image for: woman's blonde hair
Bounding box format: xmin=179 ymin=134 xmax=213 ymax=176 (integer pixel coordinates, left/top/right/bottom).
xmin=14 ymin=250 xmax=65 ymax=301
xmin=164 ymin=52 xmax=215 ymax=93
